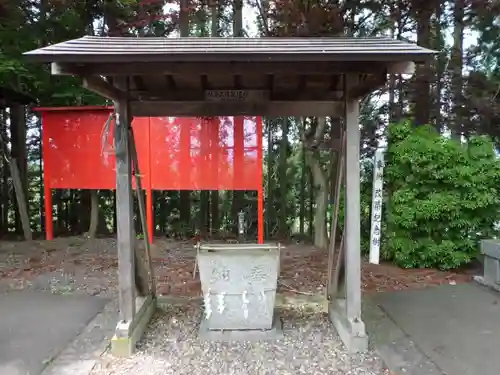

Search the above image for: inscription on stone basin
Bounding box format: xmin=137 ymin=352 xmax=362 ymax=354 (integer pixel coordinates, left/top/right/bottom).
xmin=197 ymin=246 xmax=280 ymax=330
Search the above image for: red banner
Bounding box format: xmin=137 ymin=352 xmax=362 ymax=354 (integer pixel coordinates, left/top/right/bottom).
xmin=149 ymin=116 xmax=261 ymax=190
xmin=40 ymin=107 xmax=262 ymax=191
xmin=41 ymin=107 xmax=151 ymax=190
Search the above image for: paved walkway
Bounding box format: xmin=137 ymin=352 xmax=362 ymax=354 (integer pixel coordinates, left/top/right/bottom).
xmin=365 ymin=283 xmax=500 ymax=375
xmin=0 ymin=291 xmax=109 ymax=375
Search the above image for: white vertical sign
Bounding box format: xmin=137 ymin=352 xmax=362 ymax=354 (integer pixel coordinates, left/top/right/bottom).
xmin=369 ymin=148 xmax=385 ymax=264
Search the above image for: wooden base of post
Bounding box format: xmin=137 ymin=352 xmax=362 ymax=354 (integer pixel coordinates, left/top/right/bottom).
xmin=111 ymin=295 xmax=156 ymax=357
xmin=328 ymin=298 xmax=368 ymax=352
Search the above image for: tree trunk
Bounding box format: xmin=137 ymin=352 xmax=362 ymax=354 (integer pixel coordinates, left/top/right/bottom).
xmin=388 ymin=3 xmax=398 ymax=124
xmin=306 ymin=152 xmax=328 ymax=248
xmin=299 ymin=123 xmax=306 ymax=235
xmin=199 ymin=191 xmax=209 ymax=236
xmin=87 ymin=190 xmax=100 ymax=231
xmin=158 ymin=192 xmax=166 ymax=233
xmin=266 ymin=120 xmax=274 ymax=237
xmin=433 ymin=1 xmax=444 ymax=132
xmin=278 ymin=117 xmax=288 ymax=237
xmin=88 ymin=189 xmax=99 ymax=237
xmin=450 ymin=0 xmax=465 ymax=140
xmin=413 ymin=2 xmax=433 ymax=126
xmin=231 ymin=191 xmax=244 ymax=234
xmin=79 ymin=190 xmax=91 ymax=232
xmin=112 ymin=191 xmax=117 ymax=233
xmin=233 ymin=0 xmax=243 ymax=37
xmin=9 ymin=104 xmax=28 ymax=234
xmin=211 ymin=191 xmax=219 ymax=234
xmin=302 ymin=117 xmax=329 ymax=248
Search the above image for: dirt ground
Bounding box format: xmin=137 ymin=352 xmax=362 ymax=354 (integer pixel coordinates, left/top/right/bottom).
xmin=0 ymin=236 xmax=477 ymax=297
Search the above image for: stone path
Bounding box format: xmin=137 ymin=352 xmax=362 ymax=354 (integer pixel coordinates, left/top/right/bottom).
xmin=0 ymin=291 xmax=109 ymax=375
xmin=366 ymin=283 xmax=500 ymax=375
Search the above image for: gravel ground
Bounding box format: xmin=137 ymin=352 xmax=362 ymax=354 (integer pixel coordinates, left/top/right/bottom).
xmin=0 ymin=237 xmax=475 ymax=375
xmin=90 ymin=301 xmax=388 ymax=375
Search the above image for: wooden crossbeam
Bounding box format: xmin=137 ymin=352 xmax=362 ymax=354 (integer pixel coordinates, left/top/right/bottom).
xmin=51 ymin=61 xmax=389 ymax=76
xmin=129 ymin=100 xmax=344 ymax=117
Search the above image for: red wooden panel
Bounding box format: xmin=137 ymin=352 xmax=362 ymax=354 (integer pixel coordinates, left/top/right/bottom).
xmin=40 ymin=107 xmax=150 ymax=190
xmin=150 ymin=116 xmax=261 ymax=190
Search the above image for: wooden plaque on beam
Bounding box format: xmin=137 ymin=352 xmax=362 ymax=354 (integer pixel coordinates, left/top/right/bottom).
xmin=204 ymin=90 xmax=269 ymax=102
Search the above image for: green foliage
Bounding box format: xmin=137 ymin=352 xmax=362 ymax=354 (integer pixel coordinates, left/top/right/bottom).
xmin=335 ymin=160 xmax=373 ymax=254
xmin=383 ymin=121 xmax=500 ymax=270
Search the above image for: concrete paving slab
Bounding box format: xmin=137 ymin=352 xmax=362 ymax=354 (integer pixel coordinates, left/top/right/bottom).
xmin=373 ymin=283 xmax=500 ymax=375
xmin=363 ymin=298 xmax=444 ymax=375
xmin=40 ymin=299 xmax=118 ymax=375
xmin=0 ymin=291 xmax=109 ymax=375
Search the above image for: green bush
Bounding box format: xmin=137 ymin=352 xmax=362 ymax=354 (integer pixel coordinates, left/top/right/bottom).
xmin=382 ymin=121 xmax=500 ymax=270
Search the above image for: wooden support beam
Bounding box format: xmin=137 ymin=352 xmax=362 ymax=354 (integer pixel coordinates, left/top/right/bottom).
xmin=132 ymin=76 xmax=147 ymax=91
xmin=130 ymin=89 xmax=341 ymax=102
xmin=330 ymin=75 xmax=341 ymax=91
xmin=347 ymin=72 xmax=387 ymax=99
xmin=200 ymin=75 xmax=209 ymax=90
xmin=114 ymin=97 xmax=136 ymax=323
xmin=266 ymin=74 xmax=274 ymax=92
xmin=51 ymin=61 xmax=390 ymax=77
xmin=83 ymin=76 xmax=128 ymax=101
xmin=166 ymin=75 xmax=177 ymax=90
xmin=327 ymin=127 xmax=345 ymax=300
xmin=298 ymin=75 xmax=307 ymax=92
xmin=388 ymin=61 xmax=415 ymax=75
xmin=129 ymin=127 xmax=156 ymax=297
xmin=129 ymin=100 xmax=344 ymax=117
xmin=234 ymin=75 xmax=242 ymax=89
xmin=346 ymin=62 xmax=414 ymax=99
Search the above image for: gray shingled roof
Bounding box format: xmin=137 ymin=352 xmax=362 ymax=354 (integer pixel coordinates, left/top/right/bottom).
xmin=24 ymin=36 xmax=435 ymax=63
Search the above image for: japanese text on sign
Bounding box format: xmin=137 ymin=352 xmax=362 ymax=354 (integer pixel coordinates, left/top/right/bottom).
xmin=205 ymin=90 xmax=268 ymax=102
xmin=369 ymin=149 xmax=385 ymax=264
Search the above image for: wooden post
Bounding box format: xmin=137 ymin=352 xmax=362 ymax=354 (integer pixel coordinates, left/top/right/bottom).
xmin=344 ymin=78 xmax=362 ymax=322
xmin=328 ymin=73 xmax=367 ymax=353
xmin=115 ymin=98 xmax=136 ymax=323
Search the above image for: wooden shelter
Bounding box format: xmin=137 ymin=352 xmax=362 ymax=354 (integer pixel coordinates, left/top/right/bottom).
xmin=24 ymin=36 xmax=435 ymax=355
